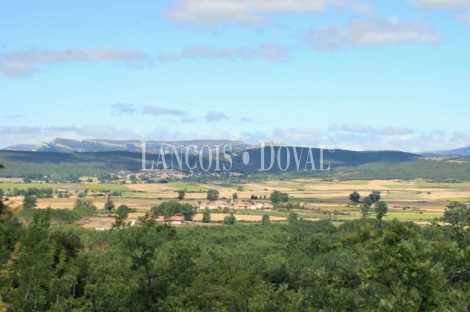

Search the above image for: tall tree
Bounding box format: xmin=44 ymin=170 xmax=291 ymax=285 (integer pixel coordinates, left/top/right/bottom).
xmin=374 ymin=201 xmax=388 ymax=219
xmin=202 ymin=210 xmax=211 ymax=223
xmin=361 ymin=203 xmax=371 ymax=218
xmin=262 ymin=214 xmax=270 ymax=225
xmin=288 ymin=212 xmax=298 ymax=223
xmin=176 ymin=189 xmax=186 ymax=201
xmin=368 ymin=191 xmax=381 ymax=203
xmin=206 ymin=189 xmax=220 ymax=201
xmin=349 ymin=191 xmax=360 ymax=203
xmin=23 ymin=195 xmax=37 ymax=209
xmin=104 ymin=196 xmax=115 ymax=211
xmin=270 ymin=190 xmax=289 ymax=204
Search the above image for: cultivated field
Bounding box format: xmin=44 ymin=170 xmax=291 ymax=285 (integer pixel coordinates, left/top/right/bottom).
xmin=2 ymin=179 xmax=467 ymax=228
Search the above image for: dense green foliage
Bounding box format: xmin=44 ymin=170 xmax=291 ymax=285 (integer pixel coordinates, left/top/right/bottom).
xmin=270 ymin=190 xmax=289 ymax=204
xmin=4 ymin=149 xmax=469 ymax=182
xmin=202 ymin=209 xmax=211 ymax=223
xmin=22 ymin=195 xmax=37 ymax=209
xmin=4 ymin=196 xmax=470 ymax=310
xmin=349 ymin=191 xmax=360 ymax=203
xmin=223 ymin=213 xmax=236 ymax=225
xmin=151 ymin=200 xmax=197 ymax=221
xmin=206 ymin=189 xmax=220 ymax=201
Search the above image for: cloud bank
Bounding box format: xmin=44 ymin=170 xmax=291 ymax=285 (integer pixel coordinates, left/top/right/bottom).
xmin=305 ymin=18 xmax=440 ymax=51
xmin=0 ymin=47 xmax=151 ymax=78
xmin=163 ymin=0 xmax=370 ymax=26
xmin=1 ymin=124 xmax=469 ymax=153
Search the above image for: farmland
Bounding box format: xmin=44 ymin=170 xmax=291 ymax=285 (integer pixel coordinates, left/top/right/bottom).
xmin=2 ymin=178 xmax=465 ymax=229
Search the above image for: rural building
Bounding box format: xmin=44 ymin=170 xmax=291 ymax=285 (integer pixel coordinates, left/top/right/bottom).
xmin=158 ymin=215 xmax=185 ymax=224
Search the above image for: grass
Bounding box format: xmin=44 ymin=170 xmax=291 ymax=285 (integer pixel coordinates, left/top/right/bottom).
xmin=415 ymin=182 xmax=470 ymax=188
xmin=0 ymin=183 xmax=53 ymax=190
xmin=211 ymin=183 xmax=241 ymax=189
xmin=385 ymin=213 xmax=442 ymax=221
xmin=166 ymin=182 xmax=211 ymax=192
xmin=73 ymin=184 xmax=131 ymax=192
xmin=289 ymin=197 xmax=339 ymax=203
xmin=441 ymin=198 xmax=470 ymax=202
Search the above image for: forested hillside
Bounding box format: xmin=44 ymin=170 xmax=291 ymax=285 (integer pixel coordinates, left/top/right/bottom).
xmin=2 ymin=206 xmax=470 ymax=310
xmin=1 ymin=149 xmax=470 ymax=181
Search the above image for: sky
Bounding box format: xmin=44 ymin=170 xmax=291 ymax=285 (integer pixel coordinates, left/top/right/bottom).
xmin=1 ymin=0 xmax=470 ymax=152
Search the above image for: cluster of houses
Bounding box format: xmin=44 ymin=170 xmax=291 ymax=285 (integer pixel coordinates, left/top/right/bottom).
xmin=199 ymin=200 xmax=273 ymax=210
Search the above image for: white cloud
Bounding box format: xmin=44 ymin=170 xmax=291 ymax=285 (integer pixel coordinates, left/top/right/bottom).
xmin=259 ymin=127 xmax=470 ymax=153
xmin=142 ymin=106 xmax=186 ymax=116
xmin=1 ymin=124 xmax=470 ymax=153
xmin=415 ymin=0 xmax=469 ymax=10
xmin=335 ymin=124 xmax=414 ymax=135
xmin=162 ymin=0 xmax=371 ymax=26
xmin=158 ymin=44 xmax=291 ymax=62
xmin=0 ymin=61 xmax=37 ymax=78
xmin=205 ymin=111 xmax=229 ymax=122
xmin=305 ymin=18 xmax=440 ymax=51
xmin=0 ymin=125 xmax=139 ymax=148
xmin=0 ymin=47 xmax=151 ymax=78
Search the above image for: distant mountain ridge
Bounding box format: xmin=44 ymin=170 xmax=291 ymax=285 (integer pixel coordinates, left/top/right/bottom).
xmin=3 ymin=138 xmax=258 ymax=153
xmin=2 ymin=144 xmax=38 ymax=151
xmin=430 ymin=146 xmax=470 ymax=156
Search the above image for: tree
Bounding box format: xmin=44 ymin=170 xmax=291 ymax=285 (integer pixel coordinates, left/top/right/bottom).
xmin=361 ymin=203 xmax=371 ymax=218
xmin=363 ymin=196 xmax=372 ymax=206
xmin=288 ymin=212 xmax=298 ymax=223
xmin=73 ymin=198 xmax=96 ymax=211
xmin=349 ymin=191 xmax=360 ymax=203
xmin=176 ymin=189 xmax=186 ymax=201
xmin=368 ymin=191 xmax=381 ymax=203
xmin=23 ymin=195 xmax=37 ymax=209
xmin=151 ymin=200 xmax=197 ymax=221
xmin=232 ymin=193 xmax=238 ymax=200
xmin=270 ymin=190 xmax=289 ymax=204
xmin=104 ymin=197 xmax=115 ymax=211
xmin=374 ymin=201 xmax=388 ymax=218
xmin=0 ymin=189 xmax=3 ymax=200
xmin=237 ymin=186 xmax=243 ymax=192
xmin=262 ymin=214 xmax=270 ymax=225
xmin=116 ymin=204 xmax=130 ymax=219
xmin=223 ymin=213 xmax=236 ymax=225
xmin=441 ymin=201 xmax=470 ymax=248
xmin=202 ymin=210 xmax=211 ymax=223
xmin=207 ymin=189 xmax=220 ymax=201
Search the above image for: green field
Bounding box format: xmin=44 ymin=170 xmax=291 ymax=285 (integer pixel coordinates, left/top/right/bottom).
xmin=0 ymin=183 xmax=52 ymax=190
xmin=441 ymin=197 xmax=470 ymax=202
xmin=72 ymin=183 xmax=131 ymax=192
xmin=415 ymin=182 xmax=470 ymax=188
xmin=384 ymin=213 xmax=442 ymax=221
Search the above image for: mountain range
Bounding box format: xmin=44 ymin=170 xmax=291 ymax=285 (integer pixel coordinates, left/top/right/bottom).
xmin=3 ymin=138 xmax=257 ymax=153
xmin=4 ymin=138 xmax=470 ymax=156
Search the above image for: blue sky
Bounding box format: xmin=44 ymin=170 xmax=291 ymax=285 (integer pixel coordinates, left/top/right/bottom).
xmin=1 ymin=0 xmax=470 ymax=152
